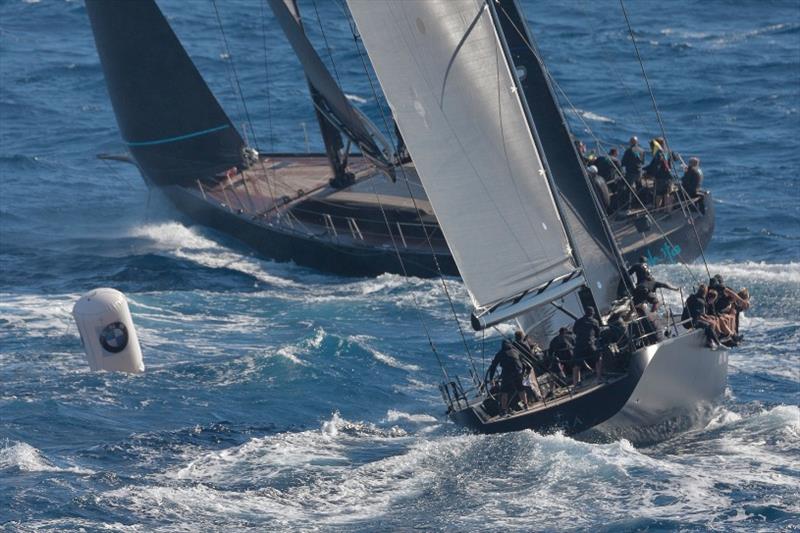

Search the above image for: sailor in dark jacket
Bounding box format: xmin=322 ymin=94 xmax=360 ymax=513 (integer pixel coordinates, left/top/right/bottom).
xmin=487 ymin=340 xmax=525 ymax=412
xmin=573 ymin=307 xmax=603 ymax=382
xmin=622 ymin=136 xmax=645 ymax=178
xmin=645 ymin=138 xmax=673 ymax=208
xmin=681 ymin=157 xmax=703 ymax=196
xmin=629 ymin=256 xmax=679 ymax=311
xmin=594 ymin=148 xmax=622 ymax=182
xmin=513 ymin=330 xmax=542 ymax=402
xmin=685 ymin=284 xmax=721 ymax=348
xmin=635 ymin=304 xmax=665 ymax=346
xmin=549 ymin=327 xmax=576 ymax=385
xmin=628 ymin=256 xmax=654 ymax=285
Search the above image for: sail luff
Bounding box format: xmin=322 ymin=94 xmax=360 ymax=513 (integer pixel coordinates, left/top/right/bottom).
xmin=495 ymin=0 xmax=628 ymax=311
xmin=347 ymin=0 xmax=578 ymax=308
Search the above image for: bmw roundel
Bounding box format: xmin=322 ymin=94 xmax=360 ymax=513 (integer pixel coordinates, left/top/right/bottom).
xmin=99 ymin=321 xmax=128 ymax=354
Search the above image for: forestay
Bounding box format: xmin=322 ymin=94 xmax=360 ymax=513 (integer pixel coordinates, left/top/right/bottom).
xmin=347 ymin=0 xmax=576 ymax=309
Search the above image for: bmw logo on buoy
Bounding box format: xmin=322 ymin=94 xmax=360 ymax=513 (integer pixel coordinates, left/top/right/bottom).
xmin=99 ymin=321 xmax=128 ymax=354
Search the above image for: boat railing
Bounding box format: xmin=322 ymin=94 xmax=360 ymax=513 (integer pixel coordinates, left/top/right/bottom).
xmin=289 ymin=207 xmax=446 ymax=248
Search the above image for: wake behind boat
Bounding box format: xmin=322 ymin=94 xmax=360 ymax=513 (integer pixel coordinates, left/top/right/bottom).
xmin=87 ymin=0 xmax=713 ymax=278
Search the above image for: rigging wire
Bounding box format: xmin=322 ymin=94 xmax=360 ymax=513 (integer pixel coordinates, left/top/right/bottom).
xmin=491 ymin=1 xmax=636 ymax=298
xmin=257 ymin=0 xmax=281 ymax=213
xmin=310 ymin=0 xmax=343 ymax=88
xmin=574 ymin=0 xmax=652 ymax=140
xmin=305 ymin=4 xmax=454 ymax=385
xmin=339 ymin=8 xmax=483 ymax=387
xmin=210 ymin=0 xmax=257 ymax=147
xmin=211 ymin=0 xmax=281 ymax=217
xmin=494 ymin=1 xmax=702 ymax=285
xmin=618 ymin=0 xmax=712 ymax=281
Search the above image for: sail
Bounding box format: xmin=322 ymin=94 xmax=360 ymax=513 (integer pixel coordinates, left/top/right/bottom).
xmin=267 ymin=0 xmax=392 ymax=167
xmin=285 ymin=0 xmax=347 ymax=179
xmin=347 ymin=0 xmax=577 ymax=309
xmin=496 ymin=0 xmax=624 ymax=310
xmin=86 ymin=0 xmax=244 ymax=186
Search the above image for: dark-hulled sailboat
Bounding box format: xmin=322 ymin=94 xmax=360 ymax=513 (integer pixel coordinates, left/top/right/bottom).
xmin=86 ymin=0 xmax=713 ymax=279
xmin=347 ymin=0 xmax=729 ymax=443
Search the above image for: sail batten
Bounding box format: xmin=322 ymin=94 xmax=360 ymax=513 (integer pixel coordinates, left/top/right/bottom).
xmin=348 ymin=0 xmax=577 ymax=308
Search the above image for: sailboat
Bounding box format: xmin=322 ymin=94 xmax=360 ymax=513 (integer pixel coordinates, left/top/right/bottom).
xmin=347 ymin=0 xmax=728 ymax=443
xmin=86 ymin=0 xmax=713 ymax=279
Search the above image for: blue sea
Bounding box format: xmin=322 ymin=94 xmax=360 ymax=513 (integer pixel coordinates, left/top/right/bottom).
xmin=1 ymin=0 xmax=798 ymax=531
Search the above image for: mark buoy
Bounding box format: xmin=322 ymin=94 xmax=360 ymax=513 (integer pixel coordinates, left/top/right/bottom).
xmin=72 ymin=288 xmax=144 ymax=373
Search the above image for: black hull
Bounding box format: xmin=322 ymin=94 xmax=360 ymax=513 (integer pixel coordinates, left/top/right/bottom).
xmin=616 ymin=193 xmax=715 ymax=268
xmin=450 ymin=374 xmax=639 ymax=436
xmin=448 ymin=331 xmax=728 ymax=444
xmin=160 ymin=182 xmax=714 ymax=279
xmin=161 ymin=185 xmax=456 ymax=278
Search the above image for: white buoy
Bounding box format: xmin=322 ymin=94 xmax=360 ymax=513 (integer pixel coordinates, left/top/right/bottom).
xmin=72 ymin=288 xmax=144 ymax=373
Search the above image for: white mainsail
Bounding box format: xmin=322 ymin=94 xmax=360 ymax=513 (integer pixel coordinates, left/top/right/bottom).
xmin=347 ymin=0 xmax=578 ymax=310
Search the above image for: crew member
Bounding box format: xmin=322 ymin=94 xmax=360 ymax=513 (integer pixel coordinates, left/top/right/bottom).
xmin=549 ymin=327 xmax=576 ymax=386
xmin=621 ymin=136 xmax=646 ymax=206
xmin=685 ymin=284 xmax=721 ymax=348
xmin=573 ymin=307 xmax=602 ymax=383
xmin=681 ymin=157 xmax=704 ymax=198
xmin=513 ymin=330 xmax=542 ymax=402
xmin=645 ymin=138 xmax=672 ymax=209
xmin=628 ymin=256 xmax=654 ymax=285
xmin=600 ymin=315 xmax=629 ymax=370
xmin=628 ymin=256 xmax=679 ymax=311
xmin=635 ymin=304 xmax=665 ymax=346
xmin=594 ymin=148 xmax=622 ymax=182
xmin=487 ymin=340 xmax=525 ymax=413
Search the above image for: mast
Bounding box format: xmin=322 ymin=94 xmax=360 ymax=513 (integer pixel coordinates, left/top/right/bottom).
xmin=267 ymin=0 xmax=395 ymax=173
xmin=286 ymin=0 xmax=348 ymax=184
xmin=494 ymin=0 xmax=632 ymax=310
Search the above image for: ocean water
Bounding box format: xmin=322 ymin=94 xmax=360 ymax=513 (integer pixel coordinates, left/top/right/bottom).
xmin=1 ymin=0 xmax=798 ymax=531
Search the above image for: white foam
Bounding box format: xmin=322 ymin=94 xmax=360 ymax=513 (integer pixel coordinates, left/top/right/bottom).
xmin=657 ymin=261 xmax=800 ymax=285
xmin=130 ymin=222 xmax=299 ymax=288
xmin=0 ymin=441 xmax=92 ymax=474
xmin=569 ymin=108 xmax=615 ymax=123
xmin=348 ymin=335 xmax=421 ymax=372
xmin=89 ymin=402 xmax=800 ymax=529
xmin=0 ymin=293 xmax=78 ymax=335
xmin=345 ymin=93 xmax=367 ymax=104
xmin=382 ymin=409 xmax=438 ymax=424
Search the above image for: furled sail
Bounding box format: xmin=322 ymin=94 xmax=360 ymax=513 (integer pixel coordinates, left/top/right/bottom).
xmin=284 ymin=0 xmax=348 ymax=180
xmin=267 ymin=0 xmax=394 ymax=169
xmin=86 ymin=0 xmax=244 ymax=187
xmin=496 ymin=0 xmax=625 ymax=311
xmin=347 ymin=0 xmax=578 ymax=310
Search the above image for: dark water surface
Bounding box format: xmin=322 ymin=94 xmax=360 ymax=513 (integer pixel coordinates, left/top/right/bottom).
xmin=1 ymin=0 xmax=798 ymax=531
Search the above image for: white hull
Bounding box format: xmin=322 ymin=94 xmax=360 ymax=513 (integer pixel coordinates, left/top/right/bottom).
xmin=586 ymin=330 xmax=728 ymax=444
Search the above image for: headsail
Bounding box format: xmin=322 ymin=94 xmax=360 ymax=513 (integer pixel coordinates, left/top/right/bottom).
xmin=267 ymin=0 xmax=394 ymax=169
xmin=347 ymin=0 xmax=579 ymax=313
xmin=86 ymin=0 xmax=244 ymax=186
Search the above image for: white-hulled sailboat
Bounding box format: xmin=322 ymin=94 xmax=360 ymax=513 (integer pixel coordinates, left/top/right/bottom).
xmin=346 ymin=0 xmax=729 ymax=444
